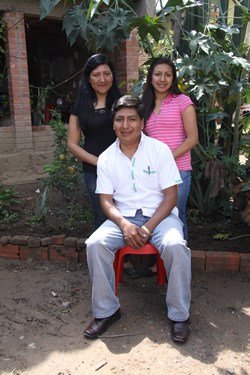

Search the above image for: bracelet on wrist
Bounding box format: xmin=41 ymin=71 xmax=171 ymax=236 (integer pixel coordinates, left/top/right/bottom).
xmin=141 ymin=225 xmax=151 ymax=237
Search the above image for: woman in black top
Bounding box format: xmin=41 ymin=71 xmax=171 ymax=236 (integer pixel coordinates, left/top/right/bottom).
xmin=68 ymin=54 xmax=121 ymax=229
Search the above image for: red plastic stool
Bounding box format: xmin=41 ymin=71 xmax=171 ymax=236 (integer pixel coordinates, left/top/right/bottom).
xmin=114 ymin=243 xmax=166 ymax=295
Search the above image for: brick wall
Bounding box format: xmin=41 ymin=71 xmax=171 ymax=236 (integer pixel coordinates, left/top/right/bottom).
xmin=0 ymin=234 xmax=249 ymax=272
xmin=115 ymin=30 xmax=139 ymax=94
xmin=4 ymin=11 xmax=33 ymax=150
xmin=1 ymin=11 xmax=55 ymax=184
xmin=0 ymin=126 xmax=15 ymax=153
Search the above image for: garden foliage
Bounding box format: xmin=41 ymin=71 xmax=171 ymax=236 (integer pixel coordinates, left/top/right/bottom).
xmin=39 ymin=0 xmax=250 ymax=219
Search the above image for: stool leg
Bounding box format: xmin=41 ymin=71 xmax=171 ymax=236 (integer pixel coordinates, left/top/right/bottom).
xmin=157 ymin=255 xmax=166 ymax=286
xmin=115 ymin=251 xmax=125 ymax=295
xmin=113 ymin=252 xmax=118 ymax=270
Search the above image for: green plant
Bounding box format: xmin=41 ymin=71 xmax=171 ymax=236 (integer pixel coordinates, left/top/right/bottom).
xmin=212 ymin=232 xmax=231 ymax=240
xmin=187 ymin=208 xmax=201 ymax=224
xmin=171 ymin=3 xmax=250 ymax=218
xmin=40 ymin=0 xmax=250 ymax=221
xmin=43 ymin=110 xmax=84 ymax=225
xmin=188 ymin=172 xmax=217 ymax=217
xmin=29 ymin=185 xmax=49 ymax=223
xmin=0 ymin=184 xmax=20 ymax=224
xmin=43 ymin=110 xmax=82 ymax=189
xmin=40 ymin=0 xmax=165 ymax=52
xmin=34 ymin=84 xmax=54 ymax=124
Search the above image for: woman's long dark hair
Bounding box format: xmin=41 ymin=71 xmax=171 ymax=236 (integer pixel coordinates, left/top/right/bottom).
xmin=72 ymin=54 xmax=121 ymax=125
xmin=142 ymin=56 xmax=181 ymax=122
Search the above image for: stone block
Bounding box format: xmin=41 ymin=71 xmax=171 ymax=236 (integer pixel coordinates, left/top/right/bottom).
xmin=64 ymin=237 xmax=78 ymax=247
xmin=0 ymin=236 xmax=11 ymax=245
xmin=76 ymin=238 xmax=87 ymax=249
xmin=10 ymin=235 xmax=29 ymax=245
xmin=41 ymin=237 xmax=52 ymax=246
xmin=28 ymin=236 xmax=41 ymax=248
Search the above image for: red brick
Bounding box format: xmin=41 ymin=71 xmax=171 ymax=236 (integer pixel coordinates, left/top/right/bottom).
xmin=0 ymin=252 xmax=19 ymax=259
xmin=49 ymin=245 xmax=78 ymax=262
xmin=0 ymin=244 xmax=19 ymax=259
xmin=19 ymin=246 xmax=48 ymax=261
xmin=239 ymin=253 xmax=250 ymax=272
xmin=52 ymin=235 xmax=66 ymax=245
xmin=115 ymin=29 xmax=139 ymax=93
xmin=191 ymin=251 xmax=206 ymax=271
xmin=78 ymin=250 xmax=87 ymax=264
xmin=205 ymin=251 xmax=240 ymax=272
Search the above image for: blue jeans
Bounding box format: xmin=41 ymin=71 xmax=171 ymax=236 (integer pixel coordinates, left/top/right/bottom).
xmin=83 ymin=172 xmax=106 ymax=230
xmin=177 ymin=170 xmax=192 ymax=241
xmin=86 ymin=210 xmax=191 ymax=322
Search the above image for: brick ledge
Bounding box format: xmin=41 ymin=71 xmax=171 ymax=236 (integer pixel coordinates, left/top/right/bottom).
xmin=0 ymin=235 xmax=249 ymax=272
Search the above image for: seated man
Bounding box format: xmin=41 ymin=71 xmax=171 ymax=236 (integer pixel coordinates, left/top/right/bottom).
xmin=84 ymin=95 xmax=191 ymax=343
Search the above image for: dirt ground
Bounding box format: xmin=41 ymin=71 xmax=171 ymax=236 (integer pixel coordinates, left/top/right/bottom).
xmin=0 ymin=257 xmax=249 ymax=375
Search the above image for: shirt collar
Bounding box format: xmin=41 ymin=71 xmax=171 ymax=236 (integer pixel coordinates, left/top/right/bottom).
xmin=163 ymin=93 xmax=173 ymax=105
xmin=115 ymin=132 xmax=145 ymax=153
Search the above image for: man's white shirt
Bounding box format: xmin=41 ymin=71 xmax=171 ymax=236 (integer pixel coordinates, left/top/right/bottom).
xmin=96 ymin=132 xmax=183 ymax=217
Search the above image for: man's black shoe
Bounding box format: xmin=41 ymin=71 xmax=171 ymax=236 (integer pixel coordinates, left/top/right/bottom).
xmin=84 ymin=308 xmax=121 ymax=339
xmin=171 ymin=320 xmax=190 ymax=343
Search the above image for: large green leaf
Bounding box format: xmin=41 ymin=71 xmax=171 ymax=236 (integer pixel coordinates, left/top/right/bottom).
xmin=63 ymin=3 xmax=92 ymax=45
xmin=94 ymin=8 xmax=132 ymax=51
xmin=231 ymin=56 xmax=250 ymax=70
xmin=212 ymin=53 xmax=234 ymax=79
xmin=220 ymin=25 xmax=240 ymax=35
xmin=190 ymin=83 xmax=214 ymax=100
xmin=206 ymin=112 xmax=228 ymax=122
xmin=162 ymin=0 xmax=202 ymax=13
xmin=131 ymin=15 xmax=164 ymax=43
xmin=40 ymin=0 xmax=61 ymax=20
xmin=241 ymin=183 xmax=250 ymax=192
xmin=188 ymin=31 xmax=214 ymax=56
xmin=62 ymin=5 xmax=134 ymax=50
xmin=87 ymin=0 xmax=110 ymax=19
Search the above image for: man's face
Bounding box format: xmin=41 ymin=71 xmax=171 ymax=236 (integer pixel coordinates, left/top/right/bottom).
xmin=113 ymin=107 xmax=144 ymax=146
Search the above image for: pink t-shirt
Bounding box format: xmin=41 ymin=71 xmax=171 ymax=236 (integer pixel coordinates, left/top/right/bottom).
xmin=145 ymin=94 xmax=194 ymax=171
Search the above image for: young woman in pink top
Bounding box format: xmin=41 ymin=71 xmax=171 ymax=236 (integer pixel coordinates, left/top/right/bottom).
xmin=142 ymin=57 xmax=198 ymax=254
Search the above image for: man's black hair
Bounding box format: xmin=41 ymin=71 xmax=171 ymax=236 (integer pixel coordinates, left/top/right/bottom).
xmin=112 ymin=95 xmax=145 ymax=119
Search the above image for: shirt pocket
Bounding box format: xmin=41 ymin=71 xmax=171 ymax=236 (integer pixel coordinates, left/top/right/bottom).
xmin=136 ymin=166 xmax=159 ymax=191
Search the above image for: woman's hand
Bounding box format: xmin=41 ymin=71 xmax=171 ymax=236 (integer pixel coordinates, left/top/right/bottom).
xmin=68 ymin=114 xmax=98 ymax=165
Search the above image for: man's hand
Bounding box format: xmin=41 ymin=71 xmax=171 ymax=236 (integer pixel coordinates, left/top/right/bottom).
xmin=122 ymin=222 xmax=149 ymax=249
